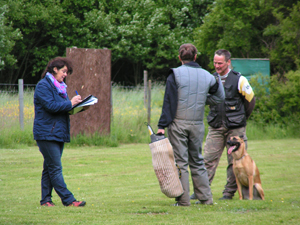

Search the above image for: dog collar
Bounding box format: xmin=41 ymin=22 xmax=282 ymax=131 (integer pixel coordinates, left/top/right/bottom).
xmin=236 ymin=153 xmax=248 ymax=161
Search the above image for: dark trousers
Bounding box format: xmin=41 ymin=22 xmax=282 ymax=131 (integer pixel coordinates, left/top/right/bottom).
xmin=37 ymin=140 xmax=76 ymax=205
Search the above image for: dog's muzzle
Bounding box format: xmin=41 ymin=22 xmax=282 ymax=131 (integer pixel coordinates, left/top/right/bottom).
xmin=227 ymin=139 xmax=241 ymax=154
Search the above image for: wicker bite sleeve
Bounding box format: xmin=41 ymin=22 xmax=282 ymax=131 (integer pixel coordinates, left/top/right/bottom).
xmin=149 ymin=138 xmax=184 ymax=198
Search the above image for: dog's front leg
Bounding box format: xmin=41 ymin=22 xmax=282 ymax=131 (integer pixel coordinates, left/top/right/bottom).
xmin=248 ymin=175 xmax=254 ymax=200
xmin=236 ymin=177 xmax=243 ymax=200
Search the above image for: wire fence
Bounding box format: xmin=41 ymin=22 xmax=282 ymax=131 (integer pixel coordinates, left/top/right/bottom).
xmin=1 ymin=74 xmax=153 ymax=129
xmin=0 ymin=83 xmax=37 ymax=93
xmin=0 ymin=83 xmax=144 ymax=93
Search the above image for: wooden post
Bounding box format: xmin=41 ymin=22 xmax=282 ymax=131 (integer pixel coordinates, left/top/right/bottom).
xmin=18 ymin=79 xmax=24 ymax=131
xmin=111 ymin=81 xmax=113 ymax=121
xmin=66 ymin=48 xmax=111 ymax=136
xmin=147 ymin=80 xmax=151 ymax=124
xmin=144 ymin=70 xmax=148 ymax=108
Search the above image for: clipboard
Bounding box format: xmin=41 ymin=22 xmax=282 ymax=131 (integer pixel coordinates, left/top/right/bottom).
xmin=68 ymin=95 xmax=98 ymax=115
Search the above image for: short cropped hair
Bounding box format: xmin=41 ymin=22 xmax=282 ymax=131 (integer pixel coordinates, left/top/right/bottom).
xmin=41 ymin=57 xmax=73 ymax=78
xmin=214 ymin=49 xmax=231 ymax=62
xmin=179 ymin=43 xmax=197 ymax=62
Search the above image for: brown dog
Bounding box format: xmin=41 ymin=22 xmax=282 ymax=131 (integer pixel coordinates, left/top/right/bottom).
xmin=227 ymin=136 xmax=264 ymax=200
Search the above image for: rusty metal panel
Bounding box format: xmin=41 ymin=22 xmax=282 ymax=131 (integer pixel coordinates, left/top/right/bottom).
xmin=66 ymin=48 xmax=111 ymax=137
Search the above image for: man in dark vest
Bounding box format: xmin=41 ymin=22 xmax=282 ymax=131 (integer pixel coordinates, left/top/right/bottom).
xmin=191 ymin=49 xmax=256 ymax=200
xmin=157 ymin=44 xmax=225 ymax=206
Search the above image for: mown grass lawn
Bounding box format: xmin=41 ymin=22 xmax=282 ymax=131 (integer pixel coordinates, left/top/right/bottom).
xmin=1 ymin=139 xmax=300 ymax=224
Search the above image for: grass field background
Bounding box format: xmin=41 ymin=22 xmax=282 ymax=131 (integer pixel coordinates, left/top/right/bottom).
xmin=1 ymin=139 xmax=300 ymax=224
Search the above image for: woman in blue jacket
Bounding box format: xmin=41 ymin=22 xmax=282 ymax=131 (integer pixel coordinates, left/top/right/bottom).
xmin=33 ymin=57 xmax=86 ymax=207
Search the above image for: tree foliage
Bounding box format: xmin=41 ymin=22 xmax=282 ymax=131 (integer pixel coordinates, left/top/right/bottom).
xmin=1 ymin=0 xmax=300 ymax=87
xmin=193 ymin=0 xmax=300 ymax=73
xmin=1 ymin=0 xmax=85 ymax=83
xmin=0 ymin=0 xmax=213 ymax=85
xmin=0 ymin=2 xmax=21 ymax=71
xmin=80 ymin=0 xmax=214 ymax=84
xmin=264 ymin=2 xmax=300 ymax=74
xmin=194 ymin=0 xmax=275 ymax=69
xmin=250 ymin=70 xmax=300 ymax=125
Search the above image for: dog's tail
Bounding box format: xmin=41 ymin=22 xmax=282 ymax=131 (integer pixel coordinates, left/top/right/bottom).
xmin=255 ymin=183 xmax=265 ymax=200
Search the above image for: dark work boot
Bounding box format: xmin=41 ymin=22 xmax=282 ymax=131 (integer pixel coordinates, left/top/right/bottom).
xmin=190 ymin=193 xmax=197 ymax=200
xmin=218 ymin=195 xmax=232 ymax=200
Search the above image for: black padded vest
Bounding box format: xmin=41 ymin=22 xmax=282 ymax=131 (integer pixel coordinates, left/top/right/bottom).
xmin=207 ymin=70 xmax=246 ymax=128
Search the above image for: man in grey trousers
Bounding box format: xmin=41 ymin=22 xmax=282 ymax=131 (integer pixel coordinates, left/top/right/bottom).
xmin=157 ymin=43 xmax=225 ymax=206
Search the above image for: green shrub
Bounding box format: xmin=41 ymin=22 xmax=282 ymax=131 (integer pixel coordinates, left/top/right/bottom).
xmin=250 ymin=70 xmax=300 ymax=128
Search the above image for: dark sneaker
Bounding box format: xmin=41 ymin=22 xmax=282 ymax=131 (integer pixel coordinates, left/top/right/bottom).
xmin=195 ymin=198 xmax=213 ymax=205
xmin=219 ymin=195 xmax=232 ymax=200
xmin=190 ymin=193 xmax=197 ymax=200
xmin=42 ymin=202 xmax=55 ymax=207
xmin=68 ymin=201 xmax=86 ymax=207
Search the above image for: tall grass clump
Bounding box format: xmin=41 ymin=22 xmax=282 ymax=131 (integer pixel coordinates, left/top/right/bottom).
xmin=110 ymin=83 xmax=164 ymax=144
xmin=0 ymin=90 xmax=35 ymax=148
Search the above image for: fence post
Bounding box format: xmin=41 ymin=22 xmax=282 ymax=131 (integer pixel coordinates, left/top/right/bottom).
xmin=111 ymin=81 xmax=113 ymax=121
xmin=144 ymin=70 xmax=148 ymax=108
xmin=147 ymin=80 xmax=151 ymax=124
xmin=18 ymin=79 xmax=24 ymax=131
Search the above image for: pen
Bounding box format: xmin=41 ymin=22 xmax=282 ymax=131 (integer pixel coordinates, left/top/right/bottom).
xmin=75 ymin=90 xmax=79 ymax=95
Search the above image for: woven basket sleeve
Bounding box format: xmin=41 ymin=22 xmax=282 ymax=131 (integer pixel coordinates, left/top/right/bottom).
xmin=149 ymin=138 xmax=184 ymax=198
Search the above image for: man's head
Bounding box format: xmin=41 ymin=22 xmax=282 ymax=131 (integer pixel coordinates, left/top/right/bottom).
xmin=178 ymin=44 xmax=197 ymax=64
xmin=214 ymin=49 xmax=231 ymax=76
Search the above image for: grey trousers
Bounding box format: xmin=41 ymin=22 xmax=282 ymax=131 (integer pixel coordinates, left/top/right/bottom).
xmin=168 ymin=120 xmax=212 ymax=206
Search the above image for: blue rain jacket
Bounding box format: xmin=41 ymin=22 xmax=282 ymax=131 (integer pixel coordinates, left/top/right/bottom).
xmin=33 ymin=76 xmax=73 ymax=142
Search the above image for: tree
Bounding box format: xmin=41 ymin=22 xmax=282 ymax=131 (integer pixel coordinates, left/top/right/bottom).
xmin=264 ymin=2 xmax=300 ymax=75
xmin=0 ymin=3 xmax=21 ymax=72
xmin=1 ymin=0 xmax=83 ymax=83
xmin=2 ymin=0 xmax=213 ymax=85
xmin=193 ymin=0 xmax=275 ymax=69
xmin=82 ymin=0 xmax=214 ymax=85
xmin=193 ymin=0 xmax=300 ymax=75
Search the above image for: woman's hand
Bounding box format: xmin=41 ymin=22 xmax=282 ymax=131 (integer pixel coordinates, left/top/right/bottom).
xmin=71 ymin=95 xmax=82 ymax=106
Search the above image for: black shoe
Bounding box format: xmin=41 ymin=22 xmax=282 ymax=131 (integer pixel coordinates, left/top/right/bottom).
xmin=190 ymin=193 xmax=197 ymax=200
xmin=195 ymin=198 xmax=213 ymax=205
xmin=219 ymin=195 xmax=232 ymax=200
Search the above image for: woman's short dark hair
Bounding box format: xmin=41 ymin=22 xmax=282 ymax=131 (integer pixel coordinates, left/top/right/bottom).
xmin=214 ymin=49 xmax=231 ymax=62
xmin=179 ymin=43 xmax=197 ymax=62
xmin=41 ymin=57 xmax=73 ymax=78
